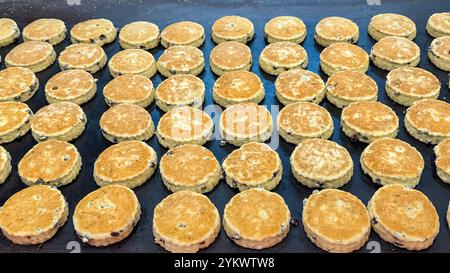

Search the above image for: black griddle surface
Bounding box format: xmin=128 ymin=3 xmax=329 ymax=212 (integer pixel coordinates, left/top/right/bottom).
xmin=0 ymin=0 xmax=449 ymax=253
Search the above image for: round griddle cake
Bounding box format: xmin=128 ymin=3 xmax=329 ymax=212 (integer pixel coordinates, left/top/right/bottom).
xmin=386 ymin=67 xmax=440 ymax=106
xmin=0 ymin=185 xmax=68 ymax=245
xmin=220 ymin=102 xmax=273 ymax=146
xmin=435 ymin=138 xmax=450 ymax=184
xmin=31 ymin=102 xmax=86 ymax=142
xmin=45 ymin=69 xmax=96 ymax=105
xmin=223 ymin=188 xmax=290 ymax=249
xmin=368 ymin=184 xmax=440 ymax=251
xmin=5 ymin=41 xmax=56 ymax=72
xmin=0 ymin=18 xmax=20 ymax=47
xmin=108 ymin=48 xmax=156 ymax=78
xmin=58 ymin=43 xmax=107 ymax=74
xmin=153 ymin=191 xmax=220 ymax=253
xmin=155 ymin=74 xmax=204 ymax=112
xmin=161 ymin=21 xmax=204 ymax=48
xmin=278 ymin=102 xmax=333 ymax=144
xmin=404 ymin=99 xmax=450 ymax=144
xmin=213 ymin=70 xmax=264 ymax=107
xmin=73 ymin=185 xmax=140 ymax=247
xmin=0 ymin=67 xmax=38 ymax=102
xmin=264 ymin=16 xmax=306 ymax=44
xmin=428 ymin=36 xmax=450 ymax=71
xmin=156 ymin=106 xmax=213 ymax=148
xmin=275 ymin=69 xmax=325 ymax=105
xmin=370 ymin=36 xmax=420 ymax=71
xmin=325 ymin=71 xmax=378 ymax=108
xmin=302 ymin=189 xmax=370 ymax=253
xmin=210 ymin=41 xmax=252 ymax=76
xmin=319 ymin=43 xmax=368 ymax=76
xmin=211 ymin=15 xmax=254 ymax=44
xmin=94 ymin=141 xmax=157 ymax=189
xmin=103 ymin=74 xmax=154 ymax=108
xmin=361 ymin=138 xmax=424 ymax=187
xmin=23 ymin=18 xmax=67 ymax=45
xmin=368 ymin=13 xmax=416 ymax=41
xmin=259 ymin=41 xmax=308 ymax=75
xmin=160 ymin=144 xmax=221 ymax=193
xmin=99 ymin=103 xmax=154 ymax=143
xmin=290 ymin=139 xmax=353 ymax=188
xmin=315 ymin=16 xmax=359 ymax=47
xmin=0 ymin=101 xmax=32 ymax=144
xmin=426 ymin=12 xmax=450 ymax=38
xmin=70 ymin=18 xmax=117 ymax=46
xmin=119 ymin=21 xmax=160 ymax=50
xmin=18 ymin=140 xmax=81 ymax=187
xmin=222 ymin=142 xmax=281 ymax=191
xmin=341 ymin=101 xmax=399 ymax=143
xmin=157 ymin=45 xmax=204 ymax=77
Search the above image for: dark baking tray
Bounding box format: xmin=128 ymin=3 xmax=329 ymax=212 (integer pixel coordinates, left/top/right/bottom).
xmin=0 ymin=0 xmax=449 ymax=253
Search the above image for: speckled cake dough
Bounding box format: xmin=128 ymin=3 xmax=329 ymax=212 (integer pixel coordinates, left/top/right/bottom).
xmin=426 ymin=12 xmax=450 ymax=38
xmin=31 ymin=102 xmax=86 ymax=142
xmin=361 ymin=138 xmax=424 ymax=188
xmin=314 ymin=16 xmax=359 ymax=47
xmin=275 ymin=69 xmax=325 ymax=105
xmin=368 ymin=184 xmax=440 ymax=251
xmin=404 ymin=99 xmax=450 ymax=144
xmin=119 ymin=21 xmax=160 ymax=50
xmin=0 ymin=67 xmax=39 ymax=102
xmin=108 ymin=49 xmax=157 ymax=78
xmin=73 ymin=185 xmax=140 ymax=247
xmin=94 ymin=141 xmax=157 ymax=189
xmin=103 ymin=74 xmax=154 ymax=108
xmin=385 ymin=67 xmax=440 ymax=106
xmin=99 ymin=104 xmax=154 ymax=143
xmin=161 ymin=21 xmax=204 ymax=48
xmin=325 ymin=71 xmax=378 ymax=108
xmin=210 ymin=41 xmax=252 ymax=76
xmin=319 ymin=43 xmax=369 ymax=76
xmin=5 ymin=41 xmax=56 ymax=73
xmin=155 ymin=74 xmax=204 ymax=112
xmin=220 ymin=102 xmax=273 ymax=146
xmin=0 ymin=146 xmax=11 ymax=184
xmin=302 ymin=189 xmax=371 ymax=253
xmin=222 ymin=142 xmax=282 ymax=191
xmin=45 ymin=69 xmax=96 ymax=105
xmin=0 ymin=102 xmax=32 ymax=144
xmin=278 ymin=102 xmax=333 ymax=144
xmin=156 ymin=106 xmax=213 ymax=148
xmin=368 ymin=13 xmax=416 ymax=41
xmin=259 ymin=42 xmax=308 ymax=75
xmin=18 ymin=140 xmax=81 ymax=187
xmin=70 ymin=18 xmax=117 ymax=46
xmin=435 ymin=138 xmax=450 ymax=184
xmin=223 ymin=188 xmax=290 ymax=249
xmin=212 ymin=70 xmax=264 ymax=108
xmin=211 ymin=15 xmax=254 ymax=44
xmin=157 ymin=45 xmax=204 ymax=78
xmin=428 ymin=36 xmax=450 ymax=71
xmin=264 ymin=16 xmax=307 ymax=44
xmin=58 ymin=43 xmax=107 ymax=74
xmin=370 ymin=36 xmax=420 ymax=71
xmin=153 ymin=191 xmax=220 ymax=253
xmin=23 ymin=18 xmax=67 ymax=45
xmin=160 ymin=144 xmax=221 ymax=193
xmin=341 ymin=101 xmax=399 ymax=143
xmin=0 ymin=18 xmax=20 ymax=47
xmin=290 ymin=139 xmax=353 ymax=189
xmin=0 ymin=185 xmax=68 ymax=245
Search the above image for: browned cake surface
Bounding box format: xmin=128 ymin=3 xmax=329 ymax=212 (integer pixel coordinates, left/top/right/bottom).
xmin=278 ymin=102 xmax=332 ymax=135
xmin=5 ymin=41 xmax=53 ymax=65
xmin=156 ymin=74 xmax=204 ymax=103
xmin=0 ymin=101 xmax=31 ymax=134
xmin=387 ymin=67 xmax=440 ymax=96
xmin=45 ymin=70 xmax=94 ymax=99
xmin=31 ymin=102 xmax=84 ymax=135
xmin=321 ymin=43 xmax=368 ymax=68
xmin=109 ymin=49 xmax=154 ymax=72
xmin=104 ymin=74 xmax=153 ymax=102
xmin=0 ymin=67 xmax=36 ymax=99
xmin=220 ymin=103 xmax=272 ymax=136
xmin=261 ymin=42 xmax=306 ymax=65
xmin=275 ymin=69 xmax=324 ymax=100
xmin=161 ymin=21 xmax=203 ymax=44
xmin=100 ymin=104 xmax=151 ymax=136
xmin=406 ymin=99 xmax=450 ymax=135
xmin=342 ymin=101 xmax=398 ymax=133
xmin=372 ymin=36 xmax=419 ymax=61
xmin=327 ymin=71 xmax=377 ymax=99
xmin=212 ymin=16 xmax=253 ymax=38
xmin=59 ymin=43 xmax=104 ymax=66
xmin=210 ymin=41 xmax=251 ymax=68
xmin=158 ymin=46 xmax=203 ymax=70
xmin=70 ymin=18 xmax=114 ymax=40
xmin=158 ymin=107 xmax=212 ymax=139
xmin=214 ymin=71 xmax=262 ymax=99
